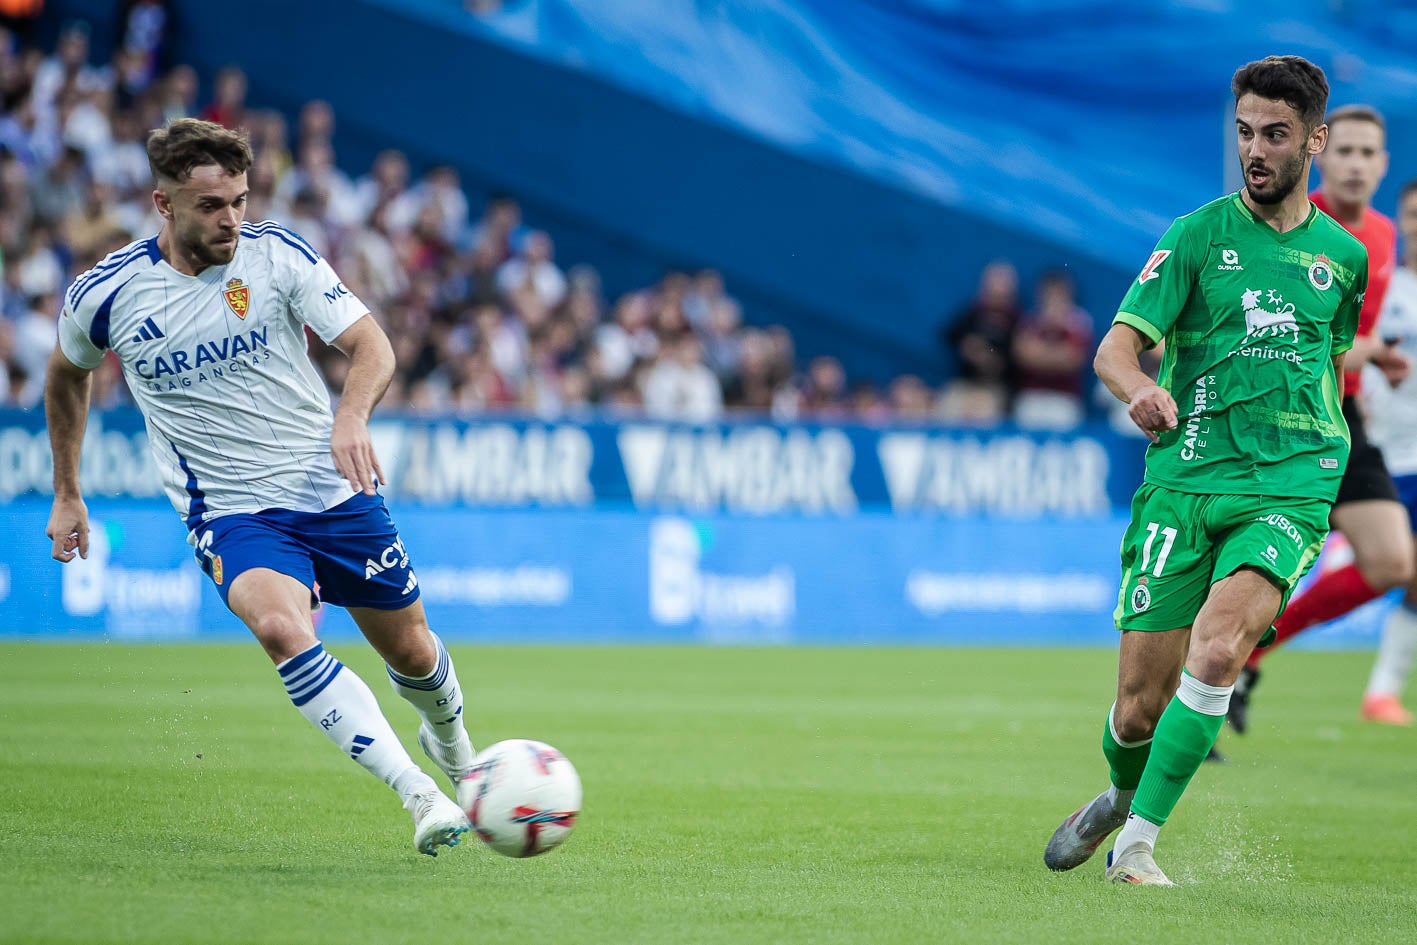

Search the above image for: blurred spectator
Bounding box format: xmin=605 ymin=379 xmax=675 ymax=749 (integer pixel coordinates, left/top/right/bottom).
xmin=642 ymin=332 xmax=723 ymax=422
xmin=297 ymin=98 xmax=335 ymax=151
xmin=468 ymin=193 xmax=526 ymax=262
xmin=938 ymin=260 xmax=1021 ymax=424
xmin=497 ymin=229 xmax=566 ymax=314
xmin=701 ymin=295 xmax=743 ymax=384
xmin=352 ymin=149 xmax=410 ymax=224
xmin=779 ymin=354 xmax=850 ymax=421
xmin=1011 ymin=269 xmax=1094 ymax=430
xmin=29 ymin=143 xmax=85 ymax=225
xmin=683 ymin=268 xmax=728 ymax=330
xmin=119 ymin=0 xmax=173 ymax=92
xmin=158 ymin=63 xmax=197 ymax=123
xmin=200 ymin=64 xmax=246 ymax=129
xmin=63 ymin=177 xmax=124 ymax=261
xmin=10 ymin=286 xmax=54 ymax=404
xmin=0 ymin=97 xmax=50 ymax=167
xmin=889 ymin=374 xmax=934 ymax=419
xmin=0 ymin=31 xmax=1108 ymax=432
xmin=31 ymin=22 xmax=108 ymax=119
xmin=595 ymin=291 xmax=656 ymax=384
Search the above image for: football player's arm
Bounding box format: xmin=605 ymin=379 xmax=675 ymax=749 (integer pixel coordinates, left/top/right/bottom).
xmin=43 ymin=347 xmax=94 ymax=561
xmin=329 ymin=313 xmax=394 ymax=496
xmin=1095 ymin=323 xmax=1177 ymax=444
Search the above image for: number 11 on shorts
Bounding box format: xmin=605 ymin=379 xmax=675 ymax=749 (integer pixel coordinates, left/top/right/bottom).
xmin=1141 ymin=522 xmax=1178 ymax=577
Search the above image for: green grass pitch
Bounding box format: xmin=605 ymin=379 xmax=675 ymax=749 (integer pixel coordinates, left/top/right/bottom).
xmin=2 ymin=643 xmax=1414 ymax=945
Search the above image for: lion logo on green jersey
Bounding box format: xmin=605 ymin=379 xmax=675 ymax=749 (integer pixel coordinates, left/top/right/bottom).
xmin=1240 ymin=288 xmax=1299 ymax=343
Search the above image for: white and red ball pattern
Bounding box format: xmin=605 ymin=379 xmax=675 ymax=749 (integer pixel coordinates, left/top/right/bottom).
xmin=461 ymin=739 xmax=582 ymax=858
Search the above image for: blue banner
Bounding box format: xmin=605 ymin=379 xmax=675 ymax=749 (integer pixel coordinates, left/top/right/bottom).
xmin=0 ymin=497 xmax=1388 ymax=648
xmin=0 ymin=409 xmax=1145 ymax=517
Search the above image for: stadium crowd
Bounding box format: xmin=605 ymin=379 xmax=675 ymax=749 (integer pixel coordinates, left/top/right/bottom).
xmin=0 ymin=17 xmax=1105 ymax=429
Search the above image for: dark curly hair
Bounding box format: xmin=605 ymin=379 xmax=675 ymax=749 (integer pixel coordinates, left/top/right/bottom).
xmin=1232 ymin=56 xmax=1330 ymax=130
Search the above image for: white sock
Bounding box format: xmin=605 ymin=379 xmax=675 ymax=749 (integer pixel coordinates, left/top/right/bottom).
xmin=1112 ymin=811 xmax=1162 ymax=859
xmin=278 ymin=642 xmax=437 ymax=802
xmin=387 ymin=634 xmax=473 ymax=752
xmin=1367 ymin=604 xmax=1417 ymax=697
xmin=1106 ymin=784 xmax=1135 ymax=812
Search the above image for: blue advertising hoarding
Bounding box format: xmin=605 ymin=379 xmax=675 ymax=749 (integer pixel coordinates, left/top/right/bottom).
xmin=0 ymin=409 xmax=1388 ymax=647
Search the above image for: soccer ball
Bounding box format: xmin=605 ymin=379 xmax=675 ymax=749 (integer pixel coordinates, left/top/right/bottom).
xmin=463 ymin=739 xmax=581 ymax=858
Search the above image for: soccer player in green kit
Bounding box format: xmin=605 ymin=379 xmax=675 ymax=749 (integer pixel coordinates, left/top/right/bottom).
xmin=1043 ymin=56 xmax=1367 ymax=886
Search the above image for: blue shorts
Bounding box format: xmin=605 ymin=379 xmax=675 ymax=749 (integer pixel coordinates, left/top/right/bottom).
xmin=1396 ymin=474 xmax=1417 ymax=532
xmin=192 ymin=491 xmax=420 ymax=611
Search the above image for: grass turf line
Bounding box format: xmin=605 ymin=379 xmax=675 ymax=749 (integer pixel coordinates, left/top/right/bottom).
xmin=0 ymin=643 xmax=1412 ymax=945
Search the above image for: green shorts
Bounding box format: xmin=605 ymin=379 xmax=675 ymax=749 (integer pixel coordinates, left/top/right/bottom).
xmin=1113 ymin=483 xmax=1330 ymax=635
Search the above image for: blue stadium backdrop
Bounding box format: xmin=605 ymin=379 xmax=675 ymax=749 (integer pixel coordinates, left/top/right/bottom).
xmin=0 ymin=409 xmax=1391 ymax=647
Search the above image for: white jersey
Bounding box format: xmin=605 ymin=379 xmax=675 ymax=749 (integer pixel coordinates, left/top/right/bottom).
xmin=58 ymin=222 xmax=369 ymax=530
xmin=1363 ymin=265 xmax=1417 ymax=477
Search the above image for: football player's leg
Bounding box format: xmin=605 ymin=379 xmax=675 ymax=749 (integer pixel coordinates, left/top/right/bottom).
xmin=1048 ymin=485 xmax=1203 ymax=873
xmin=228 ymin=568 xmax=466 ymax=854
xmin=1255 ymin=500 xmax=1408 ymax=668
xmin=1363 ymin=587 xmax=1417 ymax=725
xmin=352 ymin=600 xmax=478 ymax=807
xmin=1047 ymin=627 xmax=1188 ymax=871
xmin=1116 ymin=567 xmax=1280 ymax=882
xmin=304 ymin=494 xmax=478 ymax=808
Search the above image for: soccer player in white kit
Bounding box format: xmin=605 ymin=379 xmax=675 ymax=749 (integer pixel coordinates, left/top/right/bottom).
xmin=1361 ymin=178 xmax=1417 ymax=722
xmin=44 ymin=118 xmax=476 ymax=856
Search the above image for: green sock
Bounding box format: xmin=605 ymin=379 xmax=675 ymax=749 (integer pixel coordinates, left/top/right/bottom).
xmin=1131 ymin=674 xmax=1229 ymax=826
xmin=1102 ymin=703 xmax=1150 ymax=791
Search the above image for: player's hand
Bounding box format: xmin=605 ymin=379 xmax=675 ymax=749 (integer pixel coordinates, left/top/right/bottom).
xmin=1373 ymin=342 xmax=1411 ymax=389
xmin=46 ymin=495 xmax=90 ymax=563
xmin=1128 ymin=384 xmax=1178 ymax=444
xmin=331 ymin=412 xmax=386 ymax=496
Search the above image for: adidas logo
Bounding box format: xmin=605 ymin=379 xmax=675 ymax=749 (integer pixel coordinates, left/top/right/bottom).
xmin=349 ymin=734 xmax=375 ymax=759
xmin=130 ymin=317 xmax=165 ymax=343
xmin=403 ymin=571 xmax=418 ymax=596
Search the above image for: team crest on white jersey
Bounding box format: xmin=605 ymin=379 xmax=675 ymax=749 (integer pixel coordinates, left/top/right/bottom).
xmin=1240 ymin=288 xmax=1299 ymax=343
xmin=224 ymin=278 xmax=250 ymax=319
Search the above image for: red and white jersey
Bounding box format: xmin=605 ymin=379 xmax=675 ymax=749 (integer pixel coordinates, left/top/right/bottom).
xmin=1312 ymin=192 xmax=1397 ymax=396
xmin=58 ymin=222 xmax=369 ymax=530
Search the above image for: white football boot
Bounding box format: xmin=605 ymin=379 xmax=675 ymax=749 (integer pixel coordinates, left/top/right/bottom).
xmin=405 ymin=788 xmax=470 ymax=856
xmin=1105 ymin=846 xmax=1175 ymax=886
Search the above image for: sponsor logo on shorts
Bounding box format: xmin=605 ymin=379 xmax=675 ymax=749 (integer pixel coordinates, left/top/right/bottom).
xmin=1319 ymin=457 xmax=1339 ymax=469
xmin=1262 ymin=545 xmax=1278 ymax=564
xmin=364 ymin=535 xmax=410 ymax=580
xmin=1254 ymin=513 xmax=1305 ymax=548
xmin=1130 ymin=583 xmax=1151 ymax=613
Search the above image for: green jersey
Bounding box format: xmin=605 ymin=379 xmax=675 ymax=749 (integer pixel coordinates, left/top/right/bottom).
xmin=1115 ymin=193 xmax=1366 ymax=501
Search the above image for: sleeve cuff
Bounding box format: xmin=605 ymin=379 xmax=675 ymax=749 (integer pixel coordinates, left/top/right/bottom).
xmin=1113 ymin=311 xmax=1163 ymax=347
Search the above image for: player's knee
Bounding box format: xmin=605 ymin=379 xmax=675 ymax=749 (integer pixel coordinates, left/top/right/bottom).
xmin=246 ymin=609 xmax=318 ymax=663
xmin=1360 ymin=552 xmax=1416 ymax=592
xmin=1113 ymin=693 xmax=1164 ymax=741
xmin=380 ymin=626 xmax=438 ymax=676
